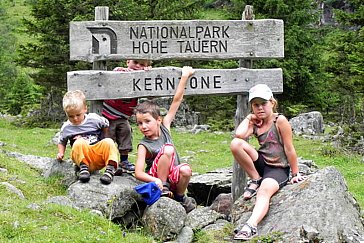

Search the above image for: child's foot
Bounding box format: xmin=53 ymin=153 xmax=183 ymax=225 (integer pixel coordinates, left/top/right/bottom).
xmin=120 ymin=160 xmax=135 ymax=173
xmin=181 ymin=196 xmax=197 ymax=213
xmin=78 ymin=163 xmax=90 ymax=183
xmin=100 ymin=165 xmax=115 ymax=185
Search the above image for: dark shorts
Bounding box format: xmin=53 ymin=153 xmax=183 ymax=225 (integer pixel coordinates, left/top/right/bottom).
xmin=106 ymin=118 xmax=133 ymax=152
xmin=254 ymin=153 xmax=290 ymax=189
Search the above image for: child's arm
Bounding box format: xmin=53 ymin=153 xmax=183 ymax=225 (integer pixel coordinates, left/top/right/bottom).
xmin=235 ymin=114 xmax=255 ymax=139
xmin=57 ymin=144 xmax=66 ymax=161
xmin=101 ymin=127 xmax=109 ymax=138
xmin=135 ymin=145 xmax=163 ymax=190
xmin=163 ymin=66 xmax=195 ymax=130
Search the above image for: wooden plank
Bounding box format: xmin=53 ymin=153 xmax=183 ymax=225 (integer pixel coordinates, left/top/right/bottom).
xmin=69 ymin=19 xmax=284 ymax=62
xmin=67 ymin=67 xmax=283 ymax=100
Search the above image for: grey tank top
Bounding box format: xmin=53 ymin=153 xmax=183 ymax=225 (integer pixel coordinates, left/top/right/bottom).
xmin=138 ymin=124 xmax=180 ymax=172
xmin=254 ymin=114 xmax=289 ymax=168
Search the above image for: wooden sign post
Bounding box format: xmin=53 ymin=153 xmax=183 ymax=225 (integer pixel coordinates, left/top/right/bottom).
xmin=68 ymin=6 xmax=284 ymax=201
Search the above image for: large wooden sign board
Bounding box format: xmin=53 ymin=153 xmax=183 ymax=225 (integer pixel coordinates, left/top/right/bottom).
xmin=70 ymin=19 xmax=284 ymax=62
xmin=68 ymin=6 xmax=284 ymax=201
xmin=68 ymin=67 xmax=283 ymax=100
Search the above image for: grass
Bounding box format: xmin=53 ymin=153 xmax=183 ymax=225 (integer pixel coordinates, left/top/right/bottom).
xmin=0 ymin=117 xmax=363 ymax=242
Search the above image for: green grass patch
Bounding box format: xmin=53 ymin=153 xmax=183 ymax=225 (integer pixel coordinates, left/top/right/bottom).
xmin=0 ymin=118 xmax=57 ymax=157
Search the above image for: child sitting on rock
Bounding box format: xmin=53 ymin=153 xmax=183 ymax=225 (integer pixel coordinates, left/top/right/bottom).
xmin=134 ymin=66 xmax=197 ymax=213
xmin=57 ymin=90 xmax=119 ymax=185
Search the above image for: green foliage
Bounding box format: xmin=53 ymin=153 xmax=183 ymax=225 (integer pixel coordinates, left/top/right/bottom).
xmin=319 ymin=0 xmax=364 ymax=122
xmin=0 ymin=1 xmax=41 ymax=116
xmin=283 ymin=104 xmax=308 ymax=118
xmin=5 ymin=71 xmax=43 ymax=115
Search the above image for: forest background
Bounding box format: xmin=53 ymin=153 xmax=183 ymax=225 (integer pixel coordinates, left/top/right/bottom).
xmin=0 ymin=0 xmax=363 ymax=131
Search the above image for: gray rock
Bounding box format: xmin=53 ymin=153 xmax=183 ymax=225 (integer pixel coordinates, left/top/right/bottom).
xmin=45 ymin=195 xmax=78 ymax=209
xmin=232 ymin=167 xmax=364 ymax=242
xmin=1 ymin=182 xmax=25 ymax=199
xmin=185 ymin=206 xmax=225 ymax=231
xmin=67 ymin=175 xmax=140 ymax=220
xmin=290 ymin=111 xmax=324 ymax=135
xmin=142 ymin=197 xmax=186 ymax=241
xmin=176 ymin=226 xmax=194 ymax=243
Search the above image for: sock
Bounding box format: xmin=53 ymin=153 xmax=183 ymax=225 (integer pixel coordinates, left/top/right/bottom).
xmin=174 ymin=194 xmax=185 ymax=202
xmin=120 ymin=155 xmax=128 ymax=162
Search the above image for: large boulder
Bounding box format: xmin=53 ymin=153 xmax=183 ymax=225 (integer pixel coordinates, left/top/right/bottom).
xmin=289 ymin=111 xmax=324 ymax=135
xmin=231 ymin=167 xmax=364 ymax=242
xmin=142 ymin=197 xmax=186 ymax=241
xmin=67 ymin=174 xmax=140 ymax=220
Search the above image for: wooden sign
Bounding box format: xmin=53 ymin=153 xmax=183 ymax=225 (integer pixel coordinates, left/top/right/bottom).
xmin=69 ymin=19 xmax=284 ymax=62
xmin=67 ymin=67 xmax=283 ymax=100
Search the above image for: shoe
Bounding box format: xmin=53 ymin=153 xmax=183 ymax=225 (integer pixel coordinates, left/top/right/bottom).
xmin=78 ymin=163 xmax=90 ymax=183
xmin=100 ymin=165 xmax=115 ymax=185
xmin=181 ymin=196 xmax=197 ymax=213
xmin=120 ymin=160 xmax=135 ymax=173
xmin=234 ymin=223 xmax=258 ymax=240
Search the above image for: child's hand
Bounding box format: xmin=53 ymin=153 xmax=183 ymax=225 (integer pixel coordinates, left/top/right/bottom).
xmin=154 ymin=178 xmax=163 ymax=191
xmin=113 ymin=67 xmax=126 ymax=72
xmin=290 ymin=173 xmax=307 ymax=183
xmin=181 ymin=66 xmax=195 ymax=78
xmin=56 ymin=152 xmax=64 ymax=161
xmin=249 ymin=114 xmax=263 ymax=128
xmin=143 ymin=66 xmax=152 ymax=71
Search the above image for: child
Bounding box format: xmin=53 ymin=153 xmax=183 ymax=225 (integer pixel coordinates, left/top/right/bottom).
xmin=134 ymin=66 xmax=196 ymax=213
xmin=102 ymin=60 xmax=152 ymax=175
xmin=230 ymin=84 xmax=306 ymax=240
xmin=57 ymin=90 xmax=119 ymax=185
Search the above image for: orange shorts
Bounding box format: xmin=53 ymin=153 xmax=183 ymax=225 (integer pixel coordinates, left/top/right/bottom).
xmin=71 ymin=138 xmax=119 ymax=172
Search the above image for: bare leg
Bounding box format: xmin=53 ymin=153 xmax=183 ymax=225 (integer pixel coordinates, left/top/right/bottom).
xmin=231 ymin=138 xmax=262 ymax=198
xmin=175 ymin=165 xmax=192 ymax=195
xmin=156 ymin=145 xmax=175 ymax=182
xmin=247 ymin=178 xmax=279 ymax=227
xmin=230 ymin=137 xmax=260 ymax=179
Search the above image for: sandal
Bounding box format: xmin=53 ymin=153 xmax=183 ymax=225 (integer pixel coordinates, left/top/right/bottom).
xmin=234 ymin=223 xmax=258 ymax=240
xmin=161 ymin=182 xmax=174 ymax=198
xmin=243 ymin=178 xmax=262 ymax=200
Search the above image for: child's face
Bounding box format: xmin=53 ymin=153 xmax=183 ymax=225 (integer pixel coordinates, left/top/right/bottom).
xmin=127 ymin=60 xmax=149 ymax=70
xmin=251 ymin=98 xmax=273 ymax=119
xmin=65 ymin=105 xmax=87 ymax=125
xmin=136 ymin=112 xmax=161 ymax=139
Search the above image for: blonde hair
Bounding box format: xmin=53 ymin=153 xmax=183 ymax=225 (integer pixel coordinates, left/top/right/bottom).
xmin=63 ymin=90 xmax=86 ymax=112
xmin=271 ymin=97 xmax=278 ymax=112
